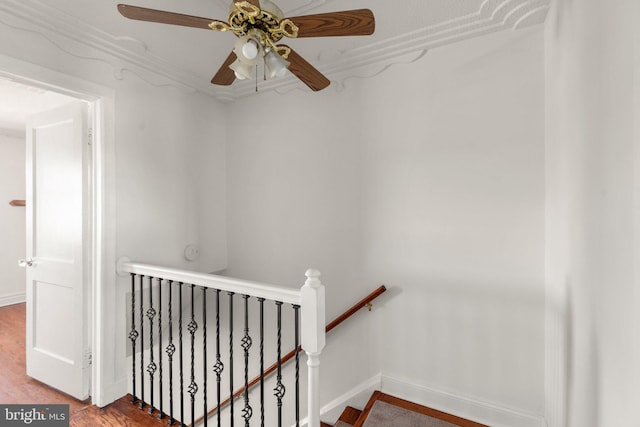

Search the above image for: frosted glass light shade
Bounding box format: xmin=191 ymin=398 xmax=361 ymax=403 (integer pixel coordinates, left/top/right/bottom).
xmin=265 ymin=50 xmax=290 ymax=79
xmin=229 ymin=59 xmax=254 ymax=80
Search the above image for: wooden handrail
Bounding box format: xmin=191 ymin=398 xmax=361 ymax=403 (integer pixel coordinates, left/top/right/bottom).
xmin=193 ymin=285 xmax=387 ymax=426
xmin=9 ymin=200 xmax=25 ymax=207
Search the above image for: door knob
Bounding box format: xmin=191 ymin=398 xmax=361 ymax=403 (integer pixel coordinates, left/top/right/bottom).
xmin=18 ymin=258 xmax=34 ymax=267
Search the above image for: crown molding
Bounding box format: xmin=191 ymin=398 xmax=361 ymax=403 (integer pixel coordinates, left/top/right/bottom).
xmin=230 ymin=0 xmax=550 ymax=98
xmin=0 ymin=0 xmax=548 ymax=102
xmin=0 ymin=0 xmax=230 ymax=98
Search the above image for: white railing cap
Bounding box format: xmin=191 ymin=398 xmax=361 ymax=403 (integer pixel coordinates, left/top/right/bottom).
xmin=118 ymin=259 xmax=301 ymax=305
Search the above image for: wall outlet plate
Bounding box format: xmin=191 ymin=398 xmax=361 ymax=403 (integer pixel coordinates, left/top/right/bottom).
xmin=184 ymin=244 xmax=200 ymax=261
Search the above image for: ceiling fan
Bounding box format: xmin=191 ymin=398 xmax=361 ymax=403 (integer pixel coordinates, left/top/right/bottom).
xmin=117 ymin=0 xmax=375 ymax=91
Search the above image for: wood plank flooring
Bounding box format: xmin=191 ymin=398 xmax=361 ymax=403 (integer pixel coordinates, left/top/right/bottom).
xmin=0 ymin=302 xmax=166 ymax=426
xmin=70 ymin=395 xmax=169 ymax=426
xmin=0 ymin=303 xmax=92 ymax=413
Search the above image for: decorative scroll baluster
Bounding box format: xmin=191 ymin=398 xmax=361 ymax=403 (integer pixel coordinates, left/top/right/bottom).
xmin=293 ymin=304 xmax=301 ymax=427
xmin=274 ymin=301 xmax=285 ymax=427
xmin=178 ymin=282 xmax=185 ymax=425
xmin=130 ymin=273 xmax=139 ymax=403
xmin=213 ymin=289 xmax=223 ymax=427
xmin=139 ymin=275 xmax=146 ymax=409
xmin=158 ymin=278 xmax=164 ymax=419
xmin=241 ymin=295 xmax=253 ymax=426
xmin=202 ymin=287 xmax=208 ymax=427
xmin=188 ymin=284 xmax=198 ymax=427
xmin=147 ymin=276 xmax=157 ymax=414
xmin=119 ymin=262 xmax=328 ymax=427
xmin=166 ymin=281 xmax=176 ymax=425
xmin=258 ymin=298 xmax=265 ymax=427
xmin=228 ymin=292 xmax=235 ymax=427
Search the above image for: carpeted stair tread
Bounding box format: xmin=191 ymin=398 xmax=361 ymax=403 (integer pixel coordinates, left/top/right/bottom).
xmin=335 ymin=422 xmax=354 ymax=427
xmin=362 ymin=400 xmax=457 ymax=427
xmin=353 ymin=391 xmax=488 ymax=427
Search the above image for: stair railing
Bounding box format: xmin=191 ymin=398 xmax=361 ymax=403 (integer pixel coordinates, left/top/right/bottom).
xmin=117 ymin=258 xmax=326 ymax=427
xmin=200 ymin=285 xmax=388 ymax=425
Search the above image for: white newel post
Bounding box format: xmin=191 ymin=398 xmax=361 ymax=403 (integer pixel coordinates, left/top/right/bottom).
xmin=301 ymin=269 xmax=326 ymax=427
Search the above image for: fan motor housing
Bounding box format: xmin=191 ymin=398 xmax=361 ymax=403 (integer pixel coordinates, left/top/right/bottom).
xmin=231 ymin=10 xmax=283 ymax=41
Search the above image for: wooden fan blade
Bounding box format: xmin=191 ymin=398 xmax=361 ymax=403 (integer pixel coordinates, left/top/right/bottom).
xmin=280 ymin=45 xmax=330 ymax=92
xmin=211 ymin=51 xmax=238 ymax=86
xmin=287 ymin=9 xmax=375 ymax=38
xmin=117 ymin=4 xmax=223 ymax=30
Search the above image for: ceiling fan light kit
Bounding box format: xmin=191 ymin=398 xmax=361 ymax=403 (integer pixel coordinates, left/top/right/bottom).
xmin=117 ymin=0 xmax=375 ymax=92
xmin=229 ymin=59 xmax=254 ymax=80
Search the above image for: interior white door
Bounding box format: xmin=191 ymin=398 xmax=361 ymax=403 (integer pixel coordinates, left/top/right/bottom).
xmin=24 ymin=101 xmax=90 ymax=401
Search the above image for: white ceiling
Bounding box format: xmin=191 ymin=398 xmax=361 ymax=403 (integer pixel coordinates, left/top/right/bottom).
xmin=0 ymin=0 xmax=549 ymax=101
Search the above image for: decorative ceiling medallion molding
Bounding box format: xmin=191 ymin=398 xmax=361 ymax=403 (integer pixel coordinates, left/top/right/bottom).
xmin=0 ymin=0 xmax=226 ymax=97
xmin=214 ymin=0 xmax=333 ymax=16
xmin=230 ymin=0 xmax=549 ymax=98
xmin=281 ymin=0 xmax=332 ymax=17
xmin=0 ymin=0 xmax=548 ymax=101
xmin=514 ymin=6 xmax=549 ymax=29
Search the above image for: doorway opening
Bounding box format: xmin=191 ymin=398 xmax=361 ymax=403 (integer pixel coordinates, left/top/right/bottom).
xmin=0 ymin=61 xmax=115 ymax=408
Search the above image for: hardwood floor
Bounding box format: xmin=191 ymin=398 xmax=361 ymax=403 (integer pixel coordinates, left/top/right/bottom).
xmin=70 ymin=395 xmax=170 ymax=426
xmin=0 ymin=303 xmax=166 ymax=426
xmin=0 ymin=303 xmax=91 ymax=413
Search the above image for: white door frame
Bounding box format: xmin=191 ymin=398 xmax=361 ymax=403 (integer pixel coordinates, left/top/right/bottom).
xmin=0 ymin=54 xmax=117 ymax=407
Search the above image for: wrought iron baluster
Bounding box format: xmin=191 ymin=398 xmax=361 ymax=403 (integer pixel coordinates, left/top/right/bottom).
xmin=147 ymin=276 xmax=157 ymax=414
xmin=129 ymin=274 xmax=137 ymax=402
xmin=202 ymin=287 xmax=208 ymax=427
xmin=293 ymin=304 xmax=301 ymax=427
xmin=274 ymin=301 xmax=285 ymax=427
xmin=228 ymin=292 xmax=235 ymax=427
xmin=129 ymin=273 xmax=139 ymax=403
xmin=258 ymin=298 xmax=265 ymax=427
xmin=241 ymin=295 xmax=253 ymax=426
xmin=178 ymin=282 xmax=185 ymax=425
xmin=158 ymin=278 xmax=164 ymax=419
xmin=139 ymin=275 xmax=146 ymax=409
xmin=213 ymin=289 xmax=223 ymax=427
xmin=188 ymin=284 xmax=198 ymax=427
xmin=166 ymin=281 xmax=176 ymax=425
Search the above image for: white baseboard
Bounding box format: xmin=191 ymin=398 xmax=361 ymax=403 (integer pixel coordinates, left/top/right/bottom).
xmin=94 ymin=376 xmax=127 ymax=408
xmin=310 ymin=373 xmax=547 ymax=427
xmin=380 ymin=374 xmax=547 ymax=427
xmin=292 ymin=374 xmax=382 ymax=427
xmin=0 ymin=292 xmax=26 ymax=307
xmin=320 ymin=374 xmax=382 ymax=424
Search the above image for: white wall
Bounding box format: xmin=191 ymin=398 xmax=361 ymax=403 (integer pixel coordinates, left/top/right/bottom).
xmin=0 ymin=14 xmax=228 ymax=403
xmin=0 ymin=133 xmax=26 ymax=305
xmin=364 ymin=27 xmax=546 ymax=419
xmin=545 ymin=0 xmax=640 ymax=426
xmin=226 ymin=27 xmax=546 ymax=424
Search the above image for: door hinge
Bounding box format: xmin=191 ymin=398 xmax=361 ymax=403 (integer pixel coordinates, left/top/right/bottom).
xmin=88 ymin=128 xmax=93 ymax=146
xmin=83 ymin=348 xmax=92 ymax=368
